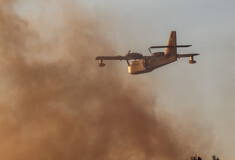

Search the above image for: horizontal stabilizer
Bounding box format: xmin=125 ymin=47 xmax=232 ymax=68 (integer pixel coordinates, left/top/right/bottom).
xmin=149 ymin=45 xmax=192 ymax=49
xmin=177 ymin=53 xmax=199 ymax=58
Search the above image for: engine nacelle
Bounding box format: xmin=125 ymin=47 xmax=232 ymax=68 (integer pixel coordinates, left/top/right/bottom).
xmin=98 ymin=60 xmax=105 ymax=67
xmin=188 ymin=56 xmax=196 ymax=64
xmin=125 ymin=53 xmax=143 ymax=59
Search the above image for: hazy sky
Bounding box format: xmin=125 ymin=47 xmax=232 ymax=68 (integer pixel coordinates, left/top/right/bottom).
xmin=75 ymin=1 xmax=235 ymax=158
xmin=16 ymin=0 xmax=235 ymax=159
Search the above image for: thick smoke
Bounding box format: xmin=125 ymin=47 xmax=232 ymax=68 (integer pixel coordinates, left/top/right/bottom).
xmin=0 ymin=1 xmax=210 ymax=160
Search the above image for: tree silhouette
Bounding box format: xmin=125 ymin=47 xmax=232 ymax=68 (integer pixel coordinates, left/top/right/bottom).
xmin=212 ymin=155 xmax=220 ymax=160
xmin=190 ymin=155 xmax=202 ymax=160
xmin=190 ymin=154 xmax=220 ymax=160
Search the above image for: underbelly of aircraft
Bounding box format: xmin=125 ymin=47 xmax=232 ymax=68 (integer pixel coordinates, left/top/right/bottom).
xmin=128 ymin=60 xmax=176 ymax=75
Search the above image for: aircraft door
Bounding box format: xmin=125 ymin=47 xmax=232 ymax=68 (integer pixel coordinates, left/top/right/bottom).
xmin=142 ymin=59 xmax=147 ymax=67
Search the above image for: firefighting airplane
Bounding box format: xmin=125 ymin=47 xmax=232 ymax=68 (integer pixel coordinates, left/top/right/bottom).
xmin=95 ymin=31 xmax=199 ymax=74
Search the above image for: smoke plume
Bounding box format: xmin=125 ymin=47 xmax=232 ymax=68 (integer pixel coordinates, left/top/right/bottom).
xmin=0 ymin=1 xmax=211 ymax=160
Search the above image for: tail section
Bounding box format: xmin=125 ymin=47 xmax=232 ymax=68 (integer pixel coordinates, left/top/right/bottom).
xmin=148 ymin=31 xmax=192 ymax=61
xmin=165 ymin=31 xmax=177 ymax=57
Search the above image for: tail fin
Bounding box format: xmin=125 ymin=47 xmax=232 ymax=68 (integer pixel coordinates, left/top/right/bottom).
xmin=165 ymin=31 xmax=177 ymax=56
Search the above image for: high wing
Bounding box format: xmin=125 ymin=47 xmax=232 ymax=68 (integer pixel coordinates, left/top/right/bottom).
xmin=96 ymin=53 xmax=144 ymax=61
xmin=177 ymin=53 xmax=199 ymax=58
xmin=95 ymin=55 xmax=130 ymax=67
xmin=95 ymin=56 xmax=127 ymax=60
xmin=95 ymin=53 xmax=145 ymax=67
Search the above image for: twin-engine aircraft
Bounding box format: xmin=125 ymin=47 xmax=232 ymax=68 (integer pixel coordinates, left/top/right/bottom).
xmin=95 ymin=31 xmax=199 ymax=74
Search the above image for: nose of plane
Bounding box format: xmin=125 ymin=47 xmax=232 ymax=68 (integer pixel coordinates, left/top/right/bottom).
xmin=128 ymin=66 xmax=132 ymax=74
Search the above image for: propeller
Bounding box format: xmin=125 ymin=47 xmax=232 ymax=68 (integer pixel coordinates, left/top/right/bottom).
xmin=126 ymin=50 xmax=131 ymax=66
xmin=148 ymin=48 xmax=152 ymax=55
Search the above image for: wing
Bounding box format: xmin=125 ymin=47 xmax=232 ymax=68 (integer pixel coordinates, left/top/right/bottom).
xmin=95 ymin=56 xmax=127 ymax=60
xmin=177 ymin=53 xmax=199 ymax=58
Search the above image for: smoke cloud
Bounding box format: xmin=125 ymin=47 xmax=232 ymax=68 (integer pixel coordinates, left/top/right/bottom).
xmin=0 ymin=1 xmax=211 ymax=160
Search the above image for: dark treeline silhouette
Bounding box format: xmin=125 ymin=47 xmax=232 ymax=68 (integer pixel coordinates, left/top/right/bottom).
xmin=190 ymin=155 xmax=220 ymax=160
xmin=212 ymin=155 xmax=220 ymax=160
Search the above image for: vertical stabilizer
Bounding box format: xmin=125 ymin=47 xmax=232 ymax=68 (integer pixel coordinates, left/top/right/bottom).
xmin=165 ymin=31 xmax=177 ymax=57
